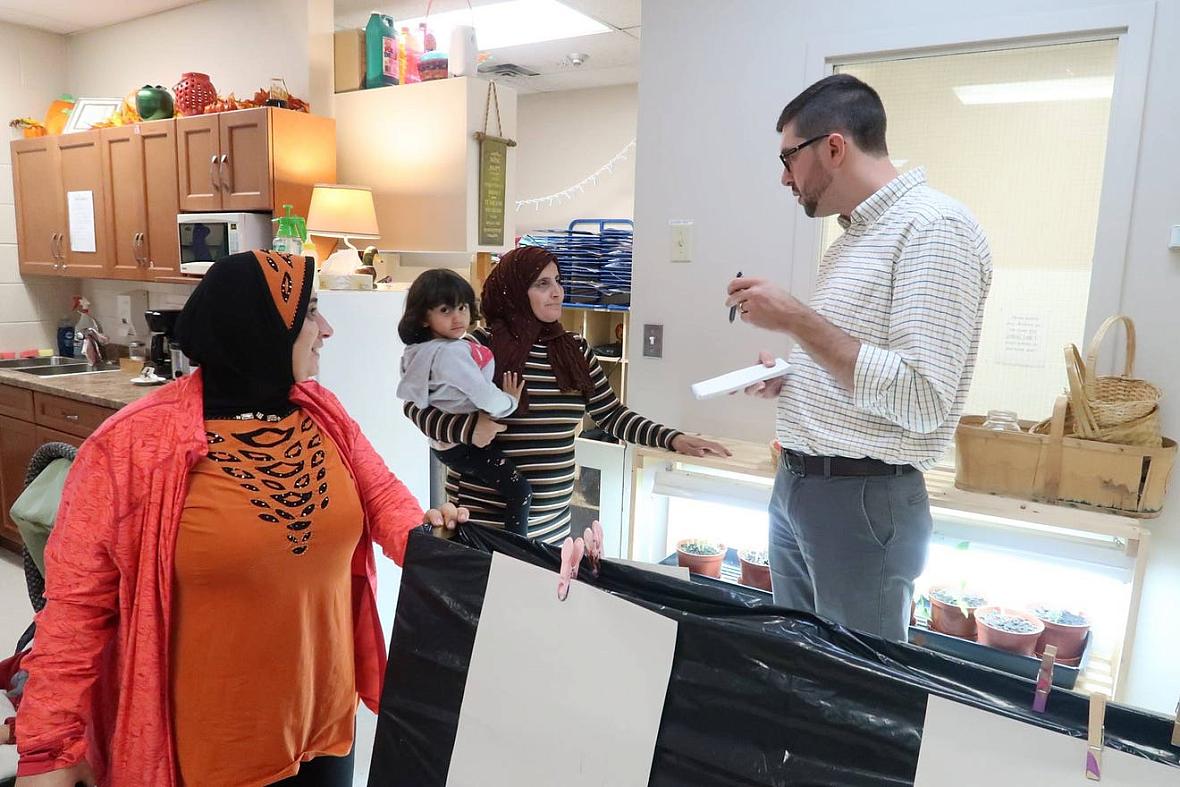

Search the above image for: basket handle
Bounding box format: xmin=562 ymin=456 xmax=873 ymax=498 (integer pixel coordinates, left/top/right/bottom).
xmin=1064 ymin=344 xmax=1098 ymax=439
xmin=1084 ymin=315 xmax=1136 ymax=392
xmin=1034 ymin=396 xmax=1069 ymax=501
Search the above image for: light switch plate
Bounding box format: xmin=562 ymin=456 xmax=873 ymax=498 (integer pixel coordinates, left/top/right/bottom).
xmin=669 ymin=220 xmax=693 ymax=262
xmin=643 ymin=324 xmax=663 ymax=358
xmin=1169 ymin=224 xmax=1180 ymax=250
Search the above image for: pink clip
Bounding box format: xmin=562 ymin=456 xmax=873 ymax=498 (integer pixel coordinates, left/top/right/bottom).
xmin=583 ymin=520 xmax=605 ymax=575
xmin=557 ymin=536 xmax=586 ymax=601
xmin=1033 ymin=645 xmax=1057 ymax=713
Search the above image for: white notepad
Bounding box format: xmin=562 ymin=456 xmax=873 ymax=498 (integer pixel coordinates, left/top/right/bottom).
xmin=691 ymin=358 xmax=790 ymax=399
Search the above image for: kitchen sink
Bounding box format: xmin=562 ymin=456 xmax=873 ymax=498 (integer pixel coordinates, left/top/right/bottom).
xmin=17 ymin=361 xmax=122 ymax=377
xmin=0 ymin=356 xmax=82 ymax=369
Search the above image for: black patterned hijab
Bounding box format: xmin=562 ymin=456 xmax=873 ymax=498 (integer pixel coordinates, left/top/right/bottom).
xmin=174 ymin=250 xmax=314 ymax=418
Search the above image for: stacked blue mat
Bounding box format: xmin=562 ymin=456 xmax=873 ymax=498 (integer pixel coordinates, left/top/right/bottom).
xmin=519 ymin=218 xmax=633 ymax=308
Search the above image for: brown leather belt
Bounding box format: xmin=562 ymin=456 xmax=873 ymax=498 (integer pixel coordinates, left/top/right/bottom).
xmin=782 ymin=449 xmax=916 ymax=477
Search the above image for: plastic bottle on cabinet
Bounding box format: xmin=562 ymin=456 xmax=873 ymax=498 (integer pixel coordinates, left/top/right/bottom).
xmin=399 ymin=26 xmax=422 ymax=84
xmin=419 ymin=22 xmax=436 ymax=52
xmin=364 ymin=12 xmax=398 ymax=88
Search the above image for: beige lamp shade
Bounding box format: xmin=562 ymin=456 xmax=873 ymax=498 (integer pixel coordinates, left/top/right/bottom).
xmin=306 ymin=184 xmax=380 ymax=239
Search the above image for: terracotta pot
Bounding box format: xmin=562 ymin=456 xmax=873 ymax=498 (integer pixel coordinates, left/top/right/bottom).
xmin=676 ymin=540 xmax=725 ymax=578
xmin=928 ymin=586 xmax=986 ymax=640
xmin=975 ymin=606 xmax=1045 ymax=657
xmin=173 ymin=72 xmax=217 ymax=116
xmin=739 ymin=553 xmax=772 ymax=591
xmin=1031 ymin=608 xmax=1090 ymax=661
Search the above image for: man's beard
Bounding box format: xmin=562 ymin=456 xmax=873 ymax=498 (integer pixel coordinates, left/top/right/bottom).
xmin=800 ymin=170 xmax=832 ymax=218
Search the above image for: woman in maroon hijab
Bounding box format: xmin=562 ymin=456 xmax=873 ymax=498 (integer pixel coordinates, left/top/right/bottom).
xmin=404 ymin=246 xmax=729 ymax=543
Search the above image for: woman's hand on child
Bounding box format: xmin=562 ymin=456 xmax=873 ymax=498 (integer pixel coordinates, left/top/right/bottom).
xmin=500 ymin=371 xmax=526 ymax=401
xmin=473 ymin=413 xmax=507 ymax=447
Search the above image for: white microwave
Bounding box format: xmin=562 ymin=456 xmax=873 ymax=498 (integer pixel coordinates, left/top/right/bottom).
xmin=177 ymin=212 xmax=272 ymax=275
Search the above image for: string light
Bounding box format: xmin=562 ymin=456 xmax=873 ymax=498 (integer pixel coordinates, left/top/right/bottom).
xmin=515 ymin=139 xmax=636 ymax=211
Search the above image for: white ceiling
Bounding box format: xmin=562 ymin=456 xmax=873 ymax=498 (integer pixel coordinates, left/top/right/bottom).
xmin=334 ymin=0 xmax=642 ymax=93
xmin=0 ymin=0 xmax=203 ymax=34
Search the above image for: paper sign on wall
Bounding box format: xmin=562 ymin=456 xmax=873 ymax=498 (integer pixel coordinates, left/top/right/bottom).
xmin=446 ymin=552 xmax=678 ymax=787
xmin=996 ymin=313 xmax=1047 ymax=368
xmin=66 ymin=190 xmax=96 ymax=253
xmin=916 ymin=696 xmax=1180 ymax=786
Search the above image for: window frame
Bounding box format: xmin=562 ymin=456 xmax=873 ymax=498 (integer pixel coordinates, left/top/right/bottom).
xmin=789 ymin=3 xmax=1156 ymax=356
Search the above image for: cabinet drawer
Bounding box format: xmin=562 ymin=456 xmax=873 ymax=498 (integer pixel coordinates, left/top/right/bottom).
xmin=0 ymin=384 xmax=35 ymax=420
xmin=33 ymin=393 xmax=115 ymax=438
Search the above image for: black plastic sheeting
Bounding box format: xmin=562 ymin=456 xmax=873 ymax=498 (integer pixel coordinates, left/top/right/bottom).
xmin=370 ymin=526 xmax=1180 ymax=786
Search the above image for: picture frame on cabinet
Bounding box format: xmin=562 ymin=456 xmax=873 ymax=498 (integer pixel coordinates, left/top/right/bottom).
xmin=63 ymin=97 xmax=122 ymax=133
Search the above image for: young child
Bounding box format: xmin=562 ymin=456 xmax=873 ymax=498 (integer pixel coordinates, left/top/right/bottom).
xmin=396 ymin=269 xmax=533 ymax=537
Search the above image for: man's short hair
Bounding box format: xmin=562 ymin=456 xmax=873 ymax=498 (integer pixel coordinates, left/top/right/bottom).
xmin=776 ymin=74 xmax=889 ymax=156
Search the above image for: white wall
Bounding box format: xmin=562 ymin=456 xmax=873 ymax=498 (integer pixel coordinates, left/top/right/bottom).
xmin=515 ymin=84 xmax=637 ymax=235
xmin=67 ymin=0 xmax=319 ymax=108
xmin=0 ymin=22 xmax=75 ymax=354
xmin=632 ymin=0 xmax=1180 ymax=714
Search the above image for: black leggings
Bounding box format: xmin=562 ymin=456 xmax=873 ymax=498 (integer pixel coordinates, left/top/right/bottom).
xmin=269 ymin=747 xmax=355 ymax=786
xmin=434 ymin=443 xmax=533 ymax=537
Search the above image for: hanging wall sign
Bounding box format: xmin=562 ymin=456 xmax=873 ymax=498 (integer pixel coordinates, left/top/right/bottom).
xmin=475 ymin=82 xmax=516 ymax=247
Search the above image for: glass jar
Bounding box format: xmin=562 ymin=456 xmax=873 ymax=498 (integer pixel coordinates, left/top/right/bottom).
xmin=981 ymin=409 xmax=1022 ymax=432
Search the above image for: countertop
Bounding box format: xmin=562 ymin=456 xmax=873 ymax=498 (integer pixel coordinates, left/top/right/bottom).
xmin=0 ymin=366 xmax=158 ymax=409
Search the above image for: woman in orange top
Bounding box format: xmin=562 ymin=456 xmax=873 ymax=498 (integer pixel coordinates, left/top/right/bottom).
xmin=15 ymin=251 xmax=467 ymax=786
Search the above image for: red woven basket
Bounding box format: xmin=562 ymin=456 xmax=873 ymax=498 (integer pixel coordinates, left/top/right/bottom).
xmin=173 ymin=72 xmax=217 ymax=116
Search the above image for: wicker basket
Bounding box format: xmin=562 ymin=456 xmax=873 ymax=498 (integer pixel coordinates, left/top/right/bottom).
xmin=1034 ymin=342 xmax=1162 ymax=447
xmin=1082 ymin=315 xmax=1161 ymax=431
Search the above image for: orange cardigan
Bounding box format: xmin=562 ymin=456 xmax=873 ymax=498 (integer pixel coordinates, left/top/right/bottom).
xmin=15 ymin=372 xmax=425 ymax=784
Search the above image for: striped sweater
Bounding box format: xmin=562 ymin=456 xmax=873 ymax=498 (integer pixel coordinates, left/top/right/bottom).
xmin=404 ymin=327 xmax=681 ymax=543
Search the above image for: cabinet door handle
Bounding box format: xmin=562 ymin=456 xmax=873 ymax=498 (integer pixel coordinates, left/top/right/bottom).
xmin=52 ymin=233 xmax=62 ymax=268
xmin=210 ymin=155 xmax=220 ymax=191
xmin=132 ymin=232 xmax=141 ymax=265
xmin=219 ymin=154 xmax=230 ymax=194
xmin=65 ymin=413 xmax=80 ymax=422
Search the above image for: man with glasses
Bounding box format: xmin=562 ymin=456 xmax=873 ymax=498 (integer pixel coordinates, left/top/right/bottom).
xmin=725 ymin=74 xmax=992 ymax=642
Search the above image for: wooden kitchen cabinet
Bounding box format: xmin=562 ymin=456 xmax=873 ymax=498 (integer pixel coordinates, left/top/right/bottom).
xmin=100 ymin=120 xmax=181 ymax=280
xmin=12 ymin=107 xmax=335 ymax=282
xmin=178 ymin=107 xmax=335 ymax=214
xmin=55 ymin=131 xmax=111 ymax=277
xmin=13 ymin=132 xmax=111 ymax=278
xmin=11 ymin=137 xmax=65 ymax=275
xmin=0 ymin=383 xmax=117 ymax=552
xmin=0 ymin=415 xmax=38 ymax=548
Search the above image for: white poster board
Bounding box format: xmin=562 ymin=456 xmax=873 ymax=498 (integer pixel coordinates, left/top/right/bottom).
xmin=446 ymin=553 xmax=678 ymax=787
xmin=916 ymin=696 xmax=1180 ymax=786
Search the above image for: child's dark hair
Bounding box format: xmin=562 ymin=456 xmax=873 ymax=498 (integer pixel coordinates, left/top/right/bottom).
xmin=398 ymin=268 xmax=480 ymax=344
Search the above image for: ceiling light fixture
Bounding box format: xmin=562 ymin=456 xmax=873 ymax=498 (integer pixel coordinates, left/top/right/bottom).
xmin=953 ymin=76 xmax=1114 ymax=105
xmin=398 ymin=0 xmax=610 ymax=52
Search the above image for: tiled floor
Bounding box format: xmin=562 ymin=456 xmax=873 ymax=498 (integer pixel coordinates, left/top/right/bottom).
xmin=0 ymin=549 xmax=32 ymax=654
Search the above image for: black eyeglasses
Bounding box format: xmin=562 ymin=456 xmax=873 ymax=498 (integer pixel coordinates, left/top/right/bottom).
xmin=778 ymin=134 xmax=831 ymax=172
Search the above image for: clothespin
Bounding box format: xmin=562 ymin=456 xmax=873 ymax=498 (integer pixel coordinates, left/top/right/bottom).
xmin=583 ymin=520 xmax=605 ymax=576
xmin=1171 ymin=697 xmax=1180 ymax=747
xmin=557 ymin=536 xmax=585 ymax=601
xmin=1086 ymin=692 xmax=1107 ymax=781
xmin=1032 ymin=645 xmax=1057 ymax=713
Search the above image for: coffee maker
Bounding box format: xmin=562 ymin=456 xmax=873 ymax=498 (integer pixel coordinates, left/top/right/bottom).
xmin=145 ymin=309 xmax=185 ymax=378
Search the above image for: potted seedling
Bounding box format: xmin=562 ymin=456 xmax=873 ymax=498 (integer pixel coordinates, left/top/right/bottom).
xmin=738 ymin=548 xmax=772 ymax=591
xmin=975 ymin=606 xmax=1045 ymax=656
xmin=1031 ymin=606 xmax=1090 ymax=664
xmin=676 ymin=538 xmax=726 ymax=578
xmin=928 ymin=586 xmax=988 ymax=640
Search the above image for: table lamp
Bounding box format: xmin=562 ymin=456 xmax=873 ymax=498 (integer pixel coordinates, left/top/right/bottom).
xmin=307 ymin=183 xmax=380 ymax=274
